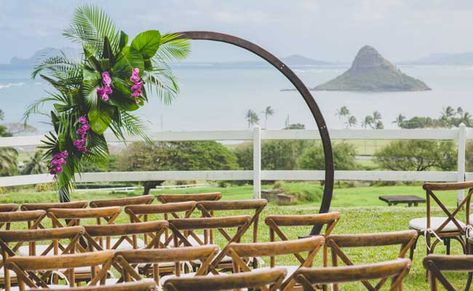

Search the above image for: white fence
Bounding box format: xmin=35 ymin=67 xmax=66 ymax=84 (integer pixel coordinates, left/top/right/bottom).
xmin=0 ymin=125 xmax=471 ymax=201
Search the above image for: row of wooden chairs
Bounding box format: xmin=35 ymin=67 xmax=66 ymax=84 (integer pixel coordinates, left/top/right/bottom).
xmin=1 ymin=226 xmax=416 ymax=290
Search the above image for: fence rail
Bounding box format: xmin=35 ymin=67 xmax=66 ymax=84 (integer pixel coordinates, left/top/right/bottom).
xmin=0 ymin=125 xmax=470 ymax=201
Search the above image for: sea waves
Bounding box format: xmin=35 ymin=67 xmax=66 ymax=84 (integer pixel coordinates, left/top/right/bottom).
xmin=0 ymin=82 xmax=25 ymax=90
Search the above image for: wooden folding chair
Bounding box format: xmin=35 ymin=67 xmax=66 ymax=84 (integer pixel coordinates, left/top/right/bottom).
xmin=21 ymin=201 xmax=88 ymax=211
xmin=265 ymin=212 xmax=340 ymax=267
xmin=0 ymin=204 xmax=18 ymax=213
xmin=225 ymin=236 xmax=324 ymax=290
xmin=169 ymin=215 xmax=253 ymax=272
xmin=84 ymin=221 xmax=168 ymax=251
xmin=156 ymin=192 xmax=222 ymax=204
xmin=294 ymin=258 xmax=412 ymax=291
xmin=125 ymin=202 xmax=198 ymax=248
xmin=163 ymin=267 xmax=287 ymax=291
xmin=0 ymin=226 xmax=85 ymax=291
xmin=113 ymin=245 xmax=218 ymax=286
xmin=0 ymin=210 xmax=46 ymax=231
xmin=5 ymin=251 xmax=115 ymax=290
xmin=89 ymin=195 xmax=155 ymax=208
xmin=326 ymin=230 xmax=417 ymax=291
xmin=423 ymin=255 xmax=473 ymax=291
xmin=196 ymin=199 xmax=266 ymax=242
xmin=30 ymin=280 xmax=157 ymax=291
xmin=47 ymin=207 xmax=121 ymax=228
xmin=409 ymin=181 xmax=473 ymax=258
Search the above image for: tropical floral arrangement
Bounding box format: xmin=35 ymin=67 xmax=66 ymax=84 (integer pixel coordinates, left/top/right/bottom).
xmin=25 ymin=5 xmax=189 ymax=201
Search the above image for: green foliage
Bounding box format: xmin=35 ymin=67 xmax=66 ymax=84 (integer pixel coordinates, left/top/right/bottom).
xmin=234 ymin=140 xmax=308 ymax=170
xmin=298 ymin=142 xmax=358 ymax=170
xmin=274 ymin=181 xmax=323 ymax=202
xmin=21 ymin=151 xmax=48 ymax=175
xmin=398 ymin=106 xmax=473 ymax=128
xmin=24 ymin=5 xmax=189 ymax=200
xmin=0 ymin=147 xmax=18 ymax=176
xmin=117 ymin=141 xmax=238 ymax=171
xmin=374 ymin=140 xmax=456 ymax=171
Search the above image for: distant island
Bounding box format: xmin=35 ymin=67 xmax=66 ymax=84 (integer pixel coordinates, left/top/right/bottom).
xmin=406 ymin=52 xmax=473 ymax=65
xmin=314 ymin=45 xmax=430 ymax=92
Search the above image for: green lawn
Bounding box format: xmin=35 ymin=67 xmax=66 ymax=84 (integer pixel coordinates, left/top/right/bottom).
xmin=0 ymin=183 xmax=469 ymax=290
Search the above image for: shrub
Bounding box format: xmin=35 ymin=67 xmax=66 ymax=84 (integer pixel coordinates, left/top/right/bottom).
xmin=273 ymin=182 xmax=323 ymax=202
xmin=35 ymin=183 xmax=54 ymax=192
xmin=298 ymin=142 xmax=358 ymax=170
xmin=117 ymin=141 xmax=238 ymax=171
xmin=374 ymin=140 xmax=456 ymax=171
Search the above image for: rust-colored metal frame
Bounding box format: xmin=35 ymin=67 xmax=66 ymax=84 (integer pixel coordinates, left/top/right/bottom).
xmin=176 ymin=31 xmax=334 ymax=235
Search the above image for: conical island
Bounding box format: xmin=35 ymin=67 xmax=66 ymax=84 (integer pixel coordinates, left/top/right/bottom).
xmin=314 ymin=45 xmax=430 ymax=91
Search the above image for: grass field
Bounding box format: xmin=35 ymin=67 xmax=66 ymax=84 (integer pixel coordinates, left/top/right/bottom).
xmin=0 ymin=183 xmax=469 ymax=290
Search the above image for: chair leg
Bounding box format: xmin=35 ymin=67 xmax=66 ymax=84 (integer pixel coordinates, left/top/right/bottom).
xmin=409 ymin=235 xmax=419 ymax=260
xmin=444 ymin=238 xmax=451 ymax=255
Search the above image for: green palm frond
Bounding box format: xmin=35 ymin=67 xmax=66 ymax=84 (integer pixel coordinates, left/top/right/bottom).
xmin=32 ymin=51 xmax=82 ymax=80
xmin=63 ymin=5 xmax=120 ymax=56
xmin=154 ymin=33 xmax=190 ymax=63
xmin=144 ymin=67 xmax=179 ymax=105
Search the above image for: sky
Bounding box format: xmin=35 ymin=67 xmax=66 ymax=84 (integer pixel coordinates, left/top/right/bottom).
xmin=1 ymin=0 xmax=473 ymax=64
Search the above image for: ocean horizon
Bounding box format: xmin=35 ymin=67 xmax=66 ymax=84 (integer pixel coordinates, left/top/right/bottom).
xmin=1 ymin=64 xmax=472 ymax=134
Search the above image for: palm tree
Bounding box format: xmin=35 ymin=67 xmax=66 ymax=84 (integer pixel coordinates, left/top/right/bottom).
xmin=246 ymin=110 xmax=259 ymax=128
xmin=393 ymin=114 xmax=406 ymax=127
xmin=21 ymin=151 xmax=47 ymax=175
xmin=336 ymin=106 xmax=350 ymax=119
xmin=441 ymin=106 xmax=455 ymax=119
xmin=347 ymin=116 xmax=357 ymax=128
xmin=0 ymin=148 xmax=18 ymax=176
xmin=460 ymin=112 xmax=472 ymax=127
xmin=362 ymin=115 xmax=374 ymax=128
xmin=262 ymin=106 xmax=274 ymax=129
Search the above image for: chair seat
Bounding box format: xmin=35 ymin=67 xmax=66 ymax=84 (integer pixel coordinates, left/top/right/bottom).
xmin=161 ymin=234 xmax=205 ymax=248
xmin=18 ymin=244 xmax=55 ymax=256
xmin=109 ymin=237 xmax=145 ymax=250
xmin=409 ymin=217 xmax=465 ymax=232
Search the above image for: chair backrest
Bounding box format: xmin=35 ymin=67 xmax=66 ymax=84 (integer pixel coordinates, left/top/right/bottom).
xmin=0 ymin=204 xmax=18 ymax=212
xmin=21 ymin=201 xmax=88 ymax=211
xmin=265 ymin=212 xmax=340 ymax=267
xmin=326 ymin=230 xmax=417 ymax=290
xmin=125 ymin=202 xmax=197 ymax=247
xmin=163 ymin=267 xmax=287 ymax=291
xmin=169 ymin=215 xmax=252 ymax=273
xmin=47 ymin=206 xmax=121 ymax=227
xmin=83 ymin=221 xmax=168 ymax=251
xmin=29 ymin=280 xmax=157 ymax=291
xmin=197 ymin=199 xmax=267 ymax=244
xmin=423 ymin=181 xmax=473 ymax=234
xmin=0 ymin=210 xmax=46 ymax=231
xmin=114 ymin=245 xmax=219 ymax=284
xmin=156 ymin=192 xmax=222 ymax=203
xmin=423 ymin=255 xmax=473 ymax=291
xmin=0 ymin=226 xmax=85 ymax=290
xmin=294 ymin=258 xmax=411 ymax=291
xmin=226 ymin=236 xmax=325 ymax=290
xmin=5 ymin=250 xmax=115 ymax=289
xmin=89 ymin=195 xmax=155 ymax=208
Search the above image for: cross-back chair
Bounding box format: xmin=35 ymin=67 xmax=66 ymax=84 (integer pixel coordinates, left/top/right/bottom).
xmin=30 ymin=280 xmax=157 ymax=291
xmin=163 ymin=267 xmax=287 ymax=291
xmin=156 ymin=192 xmax=222 ymax=204
xmin=113 ymin=245 xmax=219 ymax=287
xmin=21 ymin=201 xmax=88 ymax=211
xmin=294 ymin=258 xmax=412 ymax=291
xmin=89 ymin=195 xmax=155 ymax=208
xmin=265 ymin=211 xmax=340 ymax=267
xmin=409 ymin=181 xmax=473 ymax=258
xmin=0 ymin=210 xmax=47 ymax=231
xmin=5 ymin=251 xmax=116 ymax=290
xmin=0 ymin=226 xmax=86 ymax=291
xmin=47 ymin=207 xmax=121 ymax=228
xmin=326 ymin=230 xmax=417 ymax=291
xmin=423 ymin=255 xmax=473 ymax=291
xmin=169 ymin=215 xmax=253 ymax=272
xmin=0 ymin=204 xmax=18 ymax=213
xmin=225 ymin=236 xmax=325 ymax=291
xmin=125 ymin=202 xmax=198 ymax=248
xmin=196 ymin=199 xmax=267 ymax=247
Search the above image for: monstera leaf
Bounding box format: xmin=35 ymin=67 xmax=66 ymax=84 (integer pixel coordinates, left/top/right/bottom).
xmin=88 ymin=106 xmax=114 ymax=134
xmin=131 ymin=30 xmax=161 ymax=59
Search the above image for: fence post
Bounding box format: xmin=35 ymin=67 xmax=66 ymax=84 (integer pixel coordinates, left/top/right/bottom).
xmin=253 ymin=126 xmax=262 ymax=199
xmin=457 ymin=123 xmax=466 ymax=203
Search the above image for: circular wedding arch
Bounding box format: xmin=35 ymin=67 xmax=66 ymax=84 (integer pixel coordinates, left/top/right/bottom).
xmin=177 ymin=31 xmax=334 ymax=235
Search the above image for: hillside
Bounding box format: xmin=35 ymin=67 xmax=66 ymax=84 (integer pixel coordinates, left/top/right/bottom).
xmin=314 ymin=46 xmax=430 ymax=91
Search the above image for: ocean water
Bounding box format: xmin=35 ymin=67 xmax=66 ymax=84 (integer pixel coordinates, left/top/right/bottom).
xmin=0 ymin=65 xmax=472 ymax=133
